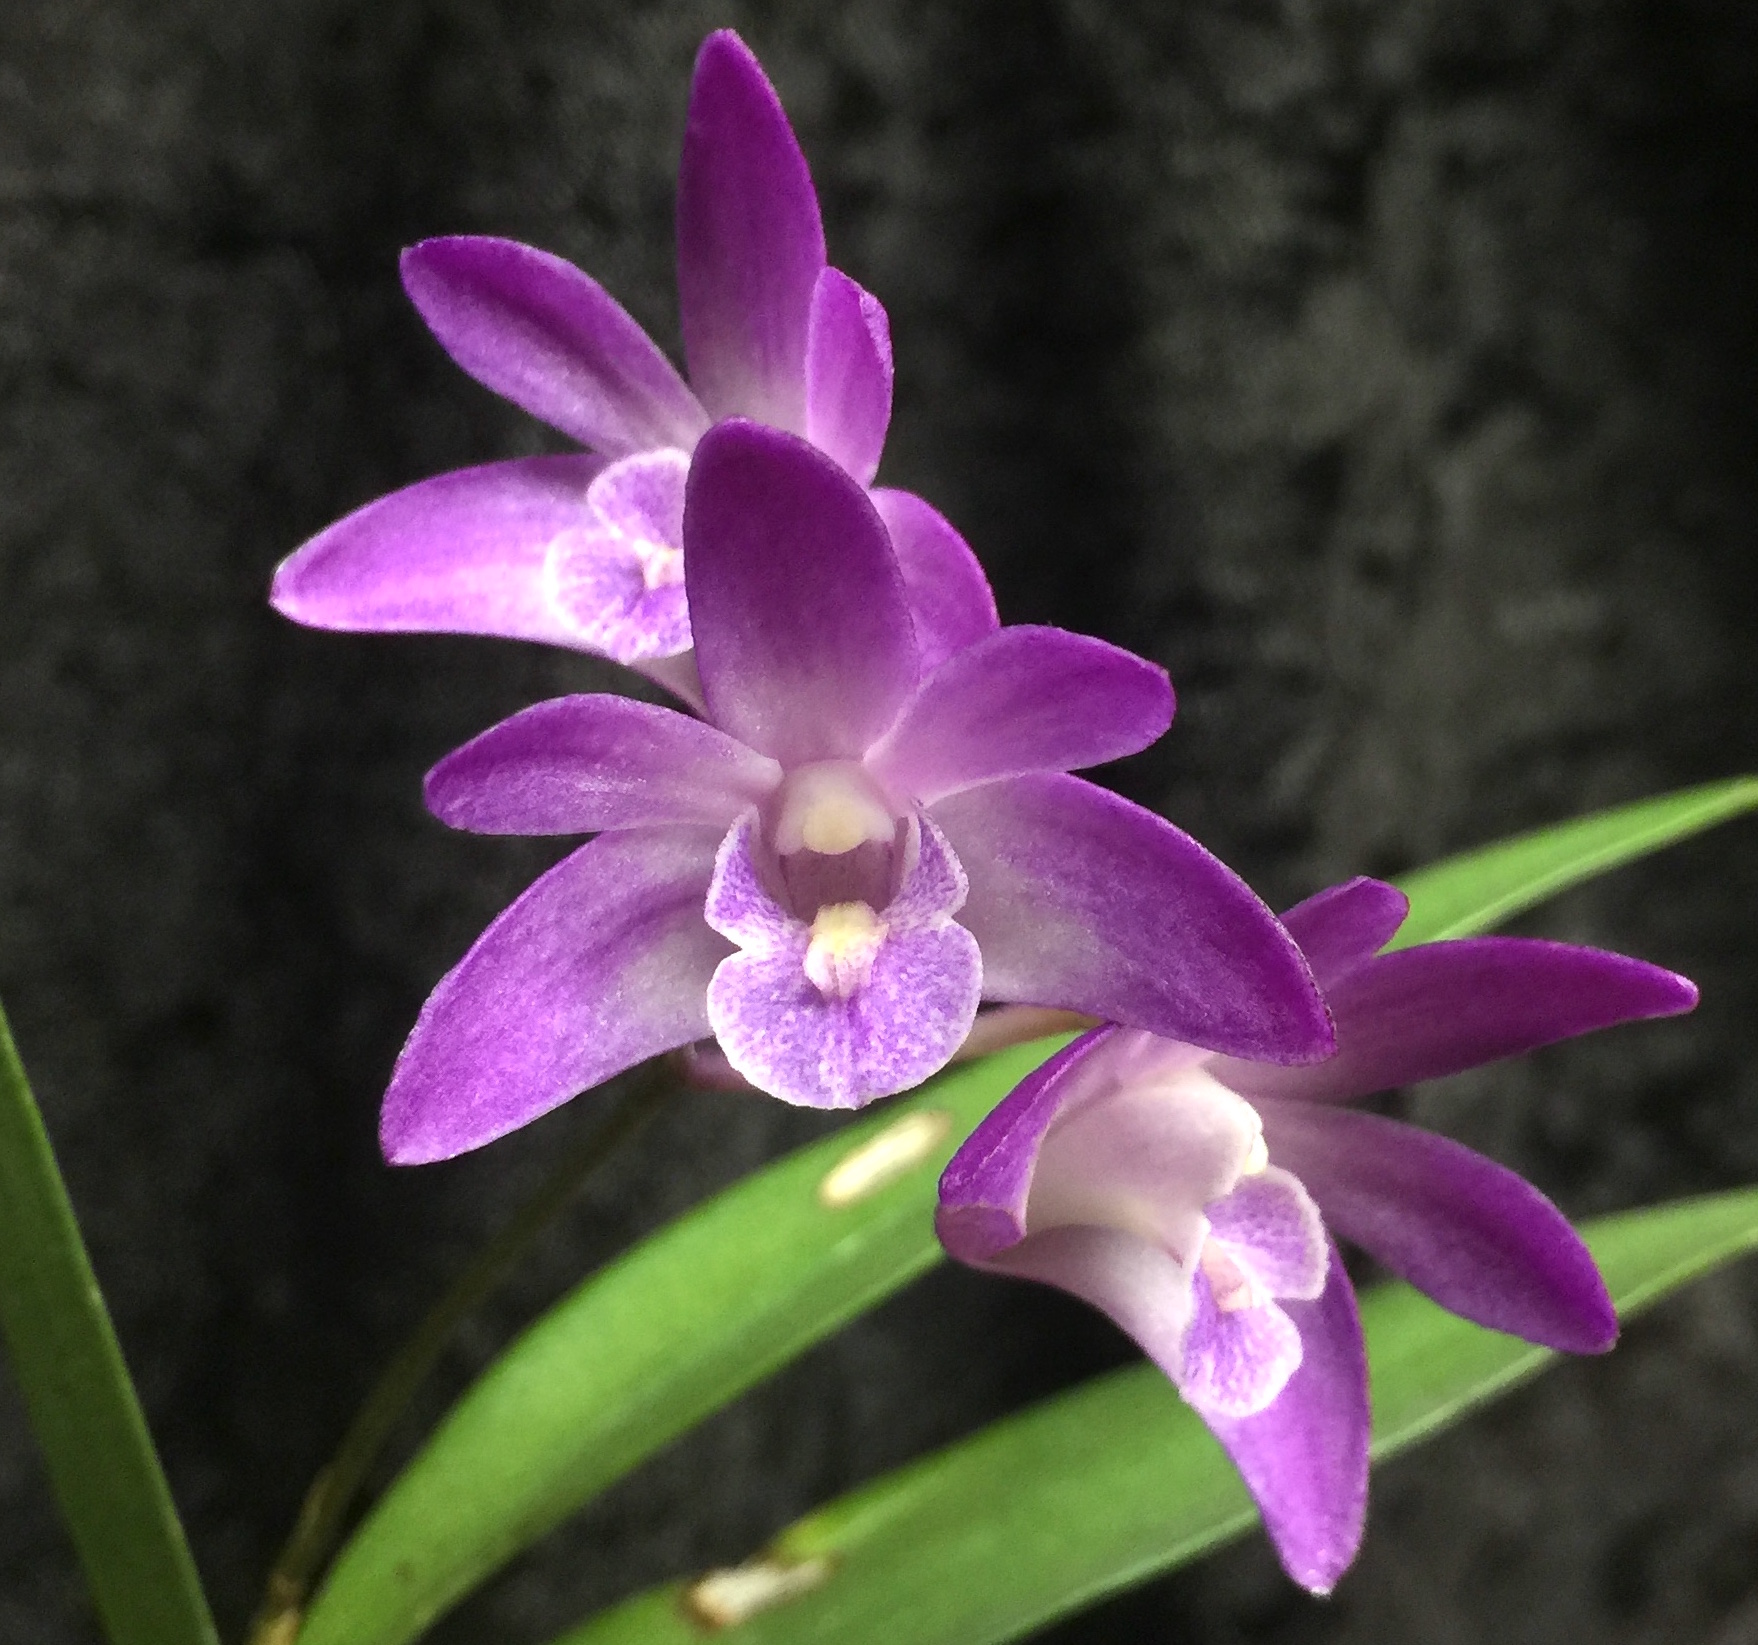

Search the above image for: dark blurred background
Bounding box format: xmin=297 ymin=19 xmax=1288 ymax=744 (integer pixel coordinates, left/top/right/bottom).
xmin=4 ymin=2 xmax=1758 ymax=1640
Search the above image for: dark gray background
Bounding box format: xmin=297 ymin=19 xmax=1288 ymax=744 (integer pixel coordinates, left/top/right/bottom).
xmin=4 ymin=2 xmax=1758 ymax=1640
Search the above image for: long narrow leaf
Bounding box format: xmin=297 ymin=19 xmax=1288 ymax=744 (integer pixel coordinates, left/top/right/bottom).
xmin=0 ymin=998 xmax=219 ymax=1645
xmin=302 ymin=776 xmax=1757 ymax=1645
xmin=297 ymin=1038 xmax=1073 ymax=1645
xmin=1389 ymin=774 xmax=1758 ymax=947
xmin=555 ymin=1188 xmax=1758 ymax=1645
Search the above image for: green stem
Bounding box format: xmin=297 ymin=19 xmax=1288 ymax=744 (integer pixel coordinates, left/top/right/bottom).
xmin=0 ymin=994 xmax=219 ymax=1645
xmin=245 ymin=1068 xmax=675 ymax=1645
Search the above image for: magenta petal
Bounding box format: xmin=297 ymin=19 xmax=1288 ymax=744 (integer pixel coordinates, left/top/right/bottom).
xmin=424 ymin=697 xmax=781 ymax=836
xmin=1179 ymin=1276 xmax=1305 ymax=1420
xmin=379 ymin=827 xmax=727 ymax=1163
xmin=401 ymin=237 xmax=707 ymax=456
xmin=704 ymin=814 xmax=981 ymax=1108
xmin=1278 ymin=877 xmax=1410 ymax=989
xmin=676 ymin=31 xmax=826 ymax=429
xmin=685 ymin=423 xmax=918 ymax=763
xmin=804 ymin=267 xmax=893 ymax=485
xmin=1217 ymin=936 xmax=1699 ymax=1105
xmin=271 ymin=455 xmax=611 ymax=647
xmin=1203 ymin=1242 xmax=1369 ymax=1595
xmin=871 ymin=489 xmax=999 ymax=674
xmin=869 ymin=626 xmax=1172 ymax=804
xmin=933 ymin=774 xmax=1333 ymax=1063
xmin=1260 ymin=1100 xmax=1617 ymax=1352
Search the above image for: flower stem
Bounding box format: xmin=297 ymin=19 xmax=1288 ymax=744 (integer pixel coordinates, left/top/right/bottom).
xmin=244 ymin=1066 xmax=675 ymax=1645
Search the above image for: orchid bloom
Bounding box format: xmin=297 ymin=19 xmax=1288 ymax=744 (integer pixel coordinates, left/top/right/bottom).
xmin=379 ymin=420 xmax=1333 ymax=1163
xmin=267 ymin=30 xmax=994 ymax=706
xmin=937 ymin=876 xmax=1698 ymax=1592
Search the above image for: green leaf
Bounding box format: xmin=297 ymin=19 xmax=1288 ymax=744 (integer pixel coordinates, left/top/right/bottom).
xmin=0 ymin=998 xmax=219 ymax=1645
xmin=296 ymin=1037 xmax=1076 ymax=1645
xmin=552 ymin=1187 xmax=1758 ymax=1645
xmin=1390 ymin=775 xmax=1758 ymax=948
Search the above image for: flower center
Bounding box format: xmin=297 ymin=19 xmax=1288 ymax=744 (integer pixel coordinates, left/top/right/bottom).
xmin=771 ymin=763 xmax=896 ymax=856
xmin=1199 ymin=1241 xmax=1268 ymax=1314
xmin=803 ymin=902 xmax=889 ymax=1000
xmin=633 ymin=537 xmax=685 ymax=591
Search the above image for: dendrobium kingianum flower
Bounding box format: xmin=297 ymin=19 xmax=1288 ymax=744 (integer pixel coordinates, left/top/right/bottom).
xmin=936 ymin=876 xmax=1698 ymax=1592
xmin=268 ymin=29 xmax=994 ymax=705
xmin=378 ymin=420 xmax=1335 ymax=1162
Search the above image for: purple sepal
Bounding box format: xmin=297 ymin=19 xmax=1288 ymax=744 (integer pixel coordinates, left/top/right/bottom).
xmin=1260 ymin=1098 xmax=1617 ymax=1352
xmin=685 ymin=422 xmax=917 ymax=765
xmin=871 ymin=489 xmax=1000 ymax=675
xmin=933 ymin=774 xmax=1333 ymax=1064
xmin=399 ymin=236 xmax=708 ymax=456
xmin=1277 ymin=877 xmax=1410 ymax=989
xmin=1215 ymin=935 xmax=1698 ymax=1105
xmin=424 ymin=695 xmax=781 ymax=836
xmin=1204 ymin=1240 xmax=1369 ymax=1595
xmin=870 ymin=626 xmax=1172 ymax=804
xmin=805 ymin=267 xmax=893 ymax=485
xmin=270 ymin=455 xmax=607 ymax=648
xmin=379 ymin=826 xmax=727 ymax=1163
xmin=704 ymin=812 xmax=981 ymax=1108
xmin=677 ymin=31 xmax=826 ymax=429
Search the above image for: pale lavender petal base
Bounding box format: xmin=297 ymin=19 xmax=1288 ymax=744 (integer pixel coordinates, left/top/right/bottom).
xmin=934 ymin=774 xmax=1332 ymax=1064
xmin=380 ymin=826 xmax=727 ymax=1163
xmin=1207 ymin=1169 xmax=1329 ymax=1299
xmin=400 ymin=236 xmax=708 ymax=456
xmin=869 ymin=625 xmax=1172 ymax=804
xmin=1179 ymin=1275 xmax=1304 ymax=1420
xmin=686 ymin=424 xmax=918 ymax=764
xmin=270 ymin=455 xmax=607 ymax=647
xmin=805 ymin=267 xmax=893 ymax=485
xmin=1204 ymin=1242 xmax=1369 ymax=1595
xmin=1260 ymin=1098 xmax=1617 ymax=1351
xmin=677 ymin=31 xmax=826 ymax=428
xmin=871 ymin=488 xmax=999 ymax=674
xmin=424 ymin=696 xmax=781 ymax=836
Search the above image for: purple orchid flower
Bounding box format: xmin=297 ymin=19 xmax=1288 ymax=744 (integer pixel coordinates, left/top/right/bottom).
xmin=267 ymin=30 xmax=994 ymax=706
xmin=379 ymin=419 xmax=1334 ymax=1163
xmin=937 ymin=876 xmax=1698 ymax=1593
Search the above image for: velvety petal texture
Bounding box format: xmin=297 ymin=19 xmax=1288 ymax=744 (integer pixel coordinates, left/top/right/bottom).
xmin=1260 ymin=1099 xmax=1616 ymax=1351
xmin=871 ymin=489 xmax=1000 ymax=674
xmin=270 ymin=456 xmax=609 ymax=648
xmin=703 ymin=812 xmax=981 ymax=1108
xmin=425 ymin=696 xmax=781 ymax=836
xmin=1217 ymin=935 xmax=1697 ymax=1104
xmin=1276 ymin=877 xmax=1410 ymax=989
xmin=869 ymin=626 xmax=1172 ymax=804
xmin=381 ymin=827 xmax=727 ymax=1164
xmin=804 ymin=267 xmax=893 ymax=485
xmin=935 ymin=774 xmax=1333 ymax=1064
xmin=686 ymin=422 xmax=918 ymax=764
xmin=400 ymin=236 xmax=708 ymax=456
xmin=676 ymin=30 xmax=826 ymax=429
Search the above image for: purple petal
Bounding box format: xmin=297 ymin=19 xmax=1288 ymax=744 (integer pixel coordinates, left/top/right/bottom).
xmin=271 ymin=455 xmax=608 ymax=648
xmin=1203 ymin=1241 xmax=1368 ymax=1595
xmin=1278 ymin=878 xmax=1410 ymax=989
xmin=704 ymin=810 xmax=981 ymax=1107
xmin=401 ymin=237 xmax=707 ymax=456
xmin=380 ymin=827 xmax=727 ymax=1163
xmin=685 ymin=422 xmax=918 ymax=764
xmin=425 ymin=697 xmax=781 ymax=836
xmin=804 ymin=267 xmax=893 ymax=485
xmin=676 ymin=31 xmax=826 ymax=429
xmin=1206 ymin=1168 xmax=1328 ymax=1301
xmin=871 ymin=489 xmax=999 ymax=675
xmin=1215 ymin=936 xmax=1699 ymax=1105
xmin=1260 ymin=1100 xmax=1617 ymax=1352
xmin=869 ymin=626 xmax=1172 ymax=804
xmin=1179 ymin=1274 xmax=1305 ymax=1420
xmin=932 ymin=774 xmax=1334 ymax=1063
